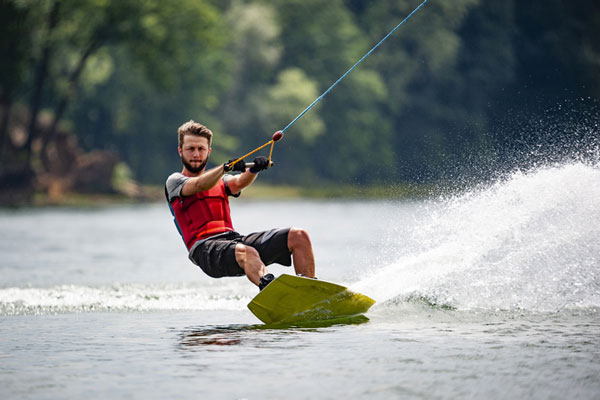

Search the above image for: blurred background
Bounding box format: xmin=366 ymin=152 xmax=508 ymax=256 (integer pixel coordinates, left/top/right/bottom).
xmin=1 ymin=0 xmax=598 ymax=206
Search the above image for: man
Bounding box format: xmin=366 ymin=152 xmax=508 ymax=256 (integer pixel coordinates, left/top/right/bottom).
xmin=165 ymin=120 xmax=316 ymax=290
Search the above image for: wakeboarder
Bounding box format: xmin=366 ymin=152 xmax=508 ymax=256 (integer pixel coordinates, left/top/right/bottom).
xmin=165 ymin=120 xmax=316 ymax=290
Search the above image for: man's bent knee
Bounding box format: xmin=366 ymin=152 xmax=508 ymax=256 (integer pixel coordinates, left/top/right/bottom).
xmin=235 ymin=243 xmax=261 ymax=269
xmin=288 ymin=227 xmax=311 ymax=249
xmin=235 ymin=243 xmax=267 ymax=286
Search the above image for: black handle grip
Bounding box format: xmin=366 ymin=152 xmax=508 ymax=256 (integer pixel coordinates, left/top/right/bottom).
xmin=245 ymin=160 xmax=274 ymax=169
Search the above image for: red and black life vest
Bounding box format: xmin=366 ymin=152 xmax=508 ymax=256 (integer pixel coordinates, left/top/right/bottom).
xmin=168 ymin=179 xmax=234 ymax=250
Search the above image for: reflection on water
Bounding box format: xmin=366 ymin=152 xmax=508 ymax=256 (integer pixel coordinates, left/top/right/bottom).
xmin=176 ymin=324 xmax=298 ymax=351
xmin=178 ymin=326 xmax=248 ymax=348
xmin=176 ymin=316 xmax=370 ymax=350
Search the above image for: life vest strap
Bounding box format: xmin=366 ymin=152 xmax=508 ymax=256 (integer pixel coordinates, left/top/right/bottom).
xmin=195 ymin=221 xmax=234 ymax=241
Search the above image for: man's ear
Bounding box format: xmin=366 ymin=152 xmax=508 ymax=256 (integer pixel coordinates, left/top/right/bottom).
xmin=178 ymin=147 xmax=183 ymax=157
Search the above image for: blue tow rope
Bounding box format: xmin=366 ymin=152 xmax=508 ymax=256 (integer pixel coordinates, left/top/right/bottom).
xmin=280 ymin=0 xmax=430 ymax=135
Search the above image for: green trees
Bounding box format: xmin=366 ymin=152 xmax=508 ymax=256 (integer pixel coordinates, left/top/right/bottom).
xmin=228 ymin=0 xmax=394 ymax=183
xmin=1 ymin=0 xmax=229 ymax=193
xmin=1 ymin=0 xmax=598 ymax=201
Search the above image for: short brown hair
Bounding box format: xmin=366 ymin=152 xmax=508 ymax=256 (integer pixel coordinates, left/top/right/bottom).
xmin=178 ymin=120 xmax=213 ymax=148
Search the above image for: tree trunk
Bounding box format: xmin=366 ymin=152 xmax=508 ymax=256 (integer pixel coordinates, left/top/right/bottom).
xmin=41 ymin=39 xmax=100 ymax=170
xmin=24 ymin=1 xmax=59 ymax=167
xmin=0 ymin=94 xmax=10 ymax=164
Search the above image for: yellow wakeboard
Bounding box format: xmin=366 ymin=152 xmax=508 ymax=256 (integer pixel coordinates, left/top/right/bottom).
xmin=247 ymin=274 xmax=375 ymax=325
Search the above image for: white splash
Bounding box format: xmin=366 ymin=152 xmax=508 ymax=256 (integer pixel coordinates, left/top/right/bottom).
xmin=352 ymin=162 xmax=600 ymax=312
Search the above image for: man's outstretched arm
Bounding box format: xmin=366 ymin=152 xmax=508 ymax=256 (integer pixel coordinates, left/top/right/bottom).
xmin=180 ymin=164 xmax=227 ymax=196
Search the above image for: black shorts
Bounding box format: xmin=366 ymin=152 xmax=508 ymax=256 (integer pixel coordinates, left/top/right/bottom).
xmin=190 ymin=228 xmax=292 ymax=278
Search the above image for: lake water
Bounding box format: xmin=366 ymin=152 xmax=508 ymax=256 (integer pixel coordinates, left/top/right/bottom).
xmin=1 ymin=161 xmax=599 ymax=399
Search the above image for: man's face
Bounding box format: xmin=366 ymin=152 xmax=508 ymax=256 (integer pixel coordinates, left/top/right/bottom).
xmin=179 ymin=135 xmax=211 ymax=174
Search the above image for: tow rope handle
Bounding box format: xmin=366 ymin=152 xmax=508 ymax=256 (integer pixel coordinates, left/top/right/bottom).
xmin=225 ymin=130 xmax=283 ymax=171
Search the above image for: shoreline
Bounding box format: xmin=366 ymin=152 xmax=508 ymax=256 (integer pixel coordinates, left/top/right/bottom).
xmin=2 ymin=182 xmax=441 ymax=208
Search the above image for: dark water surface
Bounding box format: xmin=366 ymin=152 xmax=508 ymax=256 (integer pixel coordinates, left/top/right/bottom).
xmin=1 ymin=162 xmax=599 ymax=399
xmin=2 ymin=310 xmax=598 ymax=399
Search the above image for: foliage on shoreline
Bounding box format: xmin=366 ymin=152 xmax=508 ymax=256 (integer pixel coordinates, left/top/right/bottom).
xmin=1 ymin=0 xmax=598 ymax=206
xmin=17 ymin=181 xmax=437 ymax=208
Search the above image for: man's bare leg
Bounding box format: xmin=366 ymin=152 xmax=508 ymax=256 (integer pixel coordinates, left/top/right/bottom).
xmin=235 ymin=244 xmax=267 ymax=286
xmin=287 ymin=227 xmax=316 ymax=278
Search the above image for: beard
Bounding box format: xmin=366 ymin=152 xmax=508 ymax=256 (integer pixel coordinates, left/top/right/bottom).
xmin=182 ymin=157 xmax=208 ymax=173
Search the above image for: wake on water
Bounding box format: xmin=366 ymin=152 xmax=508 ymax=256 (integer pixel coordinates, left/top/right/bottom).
xmin=0 ymin=281 xmax=256 ymax=316
xmin=3 ymin=160 xmax=598 ymax=317
xmin=352 ymin=159 xmax=600 ymax=314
